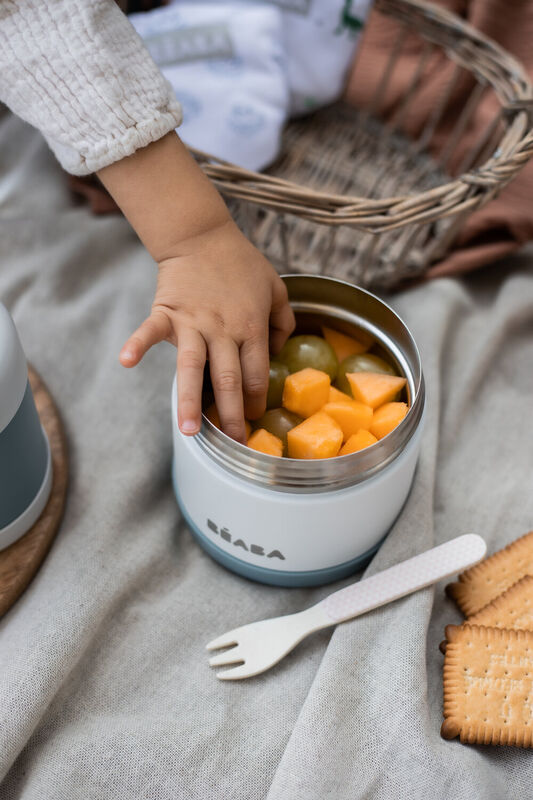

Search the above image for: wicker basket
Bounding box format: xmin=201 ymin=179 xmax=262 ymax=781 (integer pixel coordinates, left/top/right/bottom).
xmin=191 ymin=0 xmax=533 ymax=290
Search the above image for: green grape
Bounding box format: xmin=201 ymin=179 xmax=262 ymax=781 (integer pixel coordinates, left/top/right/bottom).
xmin=267 ymin=361 xmax=289 ymax=409
xmin=277 ymin=335 xmax=338 ymax=380
xmin=253 ymin=408 xmax=303 ymax=454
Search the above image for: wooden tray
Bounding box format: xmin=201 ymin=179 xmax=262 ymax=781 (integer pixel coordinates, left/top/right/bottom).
xmin=0 ymin=366 xmax=68 ymax=618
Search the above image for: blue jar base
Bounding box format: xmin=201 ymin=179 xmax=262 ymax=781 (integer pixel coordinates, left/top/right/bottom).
xmin=173 ymin=474 xmax=384 ymax=587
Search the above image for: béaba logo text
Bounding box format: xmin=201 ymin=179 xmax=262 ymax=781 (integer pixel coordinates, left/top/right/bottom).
xmin=207 ymin=520 xmax=285 ymax=560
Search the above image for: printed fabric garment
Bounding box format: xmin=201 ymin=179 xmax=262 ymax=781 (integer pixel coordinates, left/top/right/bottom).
xmin=129 ymin=2 xmax=289 ymax=170
xmin=167 ymin=0 xmax=373 ymax=115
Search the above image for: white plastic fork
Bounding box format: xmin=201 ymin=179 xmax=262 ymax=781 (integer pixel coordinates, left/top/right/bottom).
xmin=206 ymin=534 xmax=486 ymax=680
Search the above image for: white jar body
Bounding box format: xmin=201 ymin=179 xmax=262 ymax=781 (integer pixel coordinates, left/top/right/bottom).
xmin=171 ymin=381 xmax=424 ymax=586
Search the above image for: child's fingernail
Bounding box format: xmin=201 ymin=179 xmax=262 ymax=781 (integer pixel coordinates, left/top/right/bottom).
xmin=121 ymin=348 xmax=135 ymax=362
xmin=181 ymin=420 xmax=198 ymax=434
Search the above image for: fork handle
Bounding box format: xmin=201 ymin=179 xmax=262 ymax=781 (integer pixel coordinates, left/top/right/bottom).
xmin=316 ymin=534 xmax=486 ymax=626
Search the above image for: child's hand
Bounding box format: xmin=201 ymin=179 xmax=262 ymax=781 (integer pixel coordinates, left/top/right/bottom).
xmin=98 ymin=132 xmax=294 ymax=443
xmin=120 ymin=220 xmax=294 ymax=443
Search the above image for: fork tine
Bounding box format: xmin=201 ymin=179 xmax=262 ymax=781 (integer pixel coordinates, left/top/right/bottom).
xmin=216 ymin=663 xmax=253 ymax=681
xmin=205 ymin=631 xmax=240 ymax=651
xmin=208 ymin=648 xmax=243 ymax=668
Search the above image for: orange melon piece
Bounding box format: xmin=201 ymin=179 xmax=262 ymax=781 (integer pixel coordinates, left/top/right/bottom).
xmin=287 ymin=411 xmax=343 ymax=459
xmin=322 ymin=400 xmax=373 ymax=441
xmin=206 ymin=404 xmax=251 ymax=438
xmin=247 ymin=428 xmax=283 ymax=457
xmin=282 ymin=367 xmax=330 ymax=418
xmin=347 ymin=372 xmax=406 ymax=409
xmin=339 ymin=429 xmax=378 ymax=455
xmin=328 ymin=385 xmax=354 ymax=405
xmin=322 ymin=326 xmax=368 ymax=361
xmin=370 ymin=402 xmax=408 ymax=440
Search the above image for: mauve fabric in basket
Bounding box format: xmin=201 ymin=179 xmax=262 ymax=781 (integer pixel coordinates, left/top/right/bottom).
xmin=345 ymin=0 xmax=533 ymax=278
xmin=1 ymin=110 xmax=533 ymax=799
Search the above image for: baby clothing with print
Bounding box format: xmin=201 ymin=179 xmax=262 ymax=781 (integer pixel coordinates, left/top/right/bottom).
xmin=130 ymin=0 xmax=373 ymax=170
xmin=129 ymin=3 xmax=289 ymax=170
xmin=259 ymin=0 xmax=373 ymax=114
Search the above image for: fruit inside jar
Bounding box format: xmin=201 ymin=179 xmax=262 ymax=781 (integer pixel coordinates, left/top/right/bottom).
xmin=202 ymin=317 xmax=408 ymax=459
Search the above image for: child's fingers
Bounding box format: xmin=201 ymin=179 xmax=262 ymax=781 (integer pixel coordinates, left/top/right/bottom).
xmin=240 ymin=328 xmax=269 ymax=421
xmin=269 ymin=287 xmax=296 ymax=355
xmin=207 ymin=338 xmax=246 ymax=444
xmin=176 ymin=327 xmax=207 ymax=436
xmin=120 ymin=310 xmax=171 ymax=367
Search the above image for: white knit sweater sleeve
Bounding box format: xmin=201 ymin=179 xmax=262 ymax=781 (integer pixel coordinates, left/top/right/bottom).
xmin=0 ymin=0 xmax=182 ymax=175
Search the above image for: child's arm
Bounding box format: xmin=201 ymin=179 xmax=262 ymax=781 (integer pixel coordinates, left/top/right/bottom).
xmin=98 ymin=132 xmax=294 ymax=443
xmin=0 ymin=0 xmax=294 ymax=442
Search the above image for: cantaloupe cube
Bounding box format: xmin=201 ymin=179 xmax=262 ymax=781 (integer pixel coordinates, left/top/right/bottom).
xmin=347 ymin=372 xmax=406 ymax=409
xmin=247 ymin=428 xmax=283 ymax=457
xmin=328 ymin=385 xmax=354 ymax=405
xmin=339 ymin=429 xmax=378 ymax=455
xmin=287 ymin=412 xmax=343 ymax=459
xmin=322 ymin=400 xmax=373 ymax=441
xmin=370 ymin=402 xmax=408 ymax=440
xmin=206 ymin=404 xmax=251 ymax=438
xmin=282 ymin=368 xmax=330 ymax=418
xmin=322 ymin=326 xmax=368 ymax=361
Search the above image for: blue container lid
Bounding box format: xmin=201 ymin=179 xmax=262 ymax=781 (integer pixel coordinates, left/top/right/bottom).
xmin=0 ymin=303 xmax=28 ymax=433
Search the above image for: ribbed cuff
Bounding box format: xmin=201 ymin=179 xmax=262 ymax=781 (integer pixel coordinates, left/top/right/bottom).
xmin=0 ymin=0 xmax=183 ymax=175
xmin=53 ymin=100 xmax=183 ymax=175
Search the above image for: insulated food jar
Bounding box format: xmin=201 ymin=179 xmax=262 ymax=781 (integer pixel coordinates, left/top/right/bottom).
xmin=0 ymin=303 xmax=52 ymax=550
xmin=172 ymin=275 xmax=425 ymax=587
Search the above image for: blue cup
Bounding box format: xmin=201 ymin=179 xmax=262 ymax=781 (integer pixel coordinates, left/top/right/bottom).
xmin=0 ymin=303 xmax=52 ymax=550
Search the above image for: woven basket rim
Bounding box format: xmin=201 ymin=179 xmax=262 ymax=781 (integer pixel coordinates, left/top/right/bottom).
xmin=191 ymin=0 xmax=533 ymax=233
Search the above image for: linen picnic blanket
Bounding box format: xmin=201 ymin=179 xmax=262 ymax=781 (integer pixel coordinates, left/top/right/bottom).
xmin=1 ymin=109 xmax=533 ymax=799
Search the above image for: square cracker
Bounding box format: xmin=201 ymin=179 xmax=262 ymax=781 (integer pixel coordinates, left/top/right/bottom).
xmin=469 ymin=575 xmax=533 ymax=630
xmin=441 ymin=624 xmax=533 ymax=748
xmin=439 ymin=576 xmax=533 ymax=655
xmin=446 ymin=531 xmax=533 ymax=617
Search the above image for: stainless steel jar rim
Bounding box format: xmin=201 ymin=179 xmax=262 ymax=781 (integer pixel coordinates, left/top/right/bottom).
xmin=195 ymin=275 xmax=425 ymax=494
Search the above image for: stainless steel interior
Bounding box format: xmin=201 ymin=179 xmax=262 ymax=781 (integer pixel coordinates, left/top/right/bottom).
xmin=196 ymin=275 xmax=425 ymax=493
